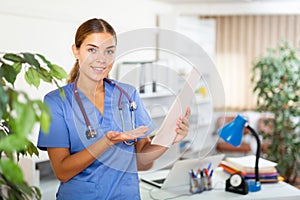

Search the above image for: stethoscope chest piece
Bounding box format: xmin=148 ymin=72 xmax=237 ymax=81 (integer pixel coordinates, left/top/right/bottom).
xmin=86 ymin=126 xmax=97 ymax=139
xmin=130 ymin=101 xmax=137 ymax=111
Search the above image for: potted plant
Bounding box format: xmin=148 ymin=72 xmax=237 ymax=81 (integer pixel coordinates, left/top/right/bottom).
xmin=0 ymin=52 xmax=67 ymax=199
xmin=251 ymin=40 xmax=300 ymax=184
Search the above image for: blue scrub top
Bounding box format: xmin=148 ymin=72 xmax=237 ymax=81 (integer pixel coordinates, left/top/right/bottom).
xmin=37 ymin=79 xmax=155 ymax=200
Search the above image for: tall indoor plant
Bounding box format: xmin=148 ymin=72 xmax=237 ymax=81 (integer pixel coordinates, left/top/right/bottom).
xmin=251 ymin=40 xmax=300 ymax=184
xmin=0 ymin=52 xmax=67 ymax=199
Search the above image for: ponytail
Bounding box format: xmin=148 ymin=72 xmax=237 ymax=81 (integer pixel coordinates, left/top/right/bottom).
xmin=67 ymin=60 xmax=79 ymax=84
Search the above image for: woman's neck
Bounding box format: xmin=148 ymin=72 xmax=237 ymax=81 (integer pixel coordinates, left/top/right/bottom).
xmin=77 ymin=76 xmax=105 ymax=96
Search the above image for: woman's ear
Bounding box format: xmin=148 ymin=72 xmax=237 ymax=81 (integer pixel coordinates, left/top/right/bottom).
xmin=72 ymin=44 xmax=79 ymax=59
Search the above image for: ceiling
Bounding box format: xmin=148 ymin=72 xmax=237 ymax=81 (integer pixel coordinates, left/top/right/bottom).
xmin=153 ymin=0 xmax=293 ymax=3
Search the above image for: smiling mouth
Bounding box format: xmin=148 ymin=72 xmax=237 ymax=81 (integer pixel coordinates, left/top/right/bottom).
xmin=91 ymin=66 xmax=106 ymax=72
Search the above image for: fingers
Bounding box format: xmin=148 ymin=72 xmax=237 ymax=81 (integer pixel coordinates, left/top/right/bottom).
xmin=177 ymin=107 xmax=191 ymax=130
xmin=185 ymin=107 xmax=191 ymax=118
xmin=105 ymin=126 xmax=149 ymax=144
xmin=173 ymin=107 xmax=191 ymax=144
xmin=126 ymin=126 xmax=149 ymax=138
xmin=130 ymin=126 xmax=149 ymax=135
xmin=176 ymin=117 xmax=189 ymax=132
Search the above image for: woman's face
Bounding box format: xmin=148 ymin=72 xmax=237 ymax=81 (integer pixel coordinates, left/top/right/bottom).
xmin=73 ymin=32 xmax=116 ymax=82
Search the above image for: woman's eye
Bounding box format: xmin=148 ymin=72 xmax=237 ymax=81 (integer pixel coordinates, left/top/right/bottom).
xmin=88 ymin=48 xmax=97 ymax=53
xmin=106 ymin=49 xmax=115 ymax=55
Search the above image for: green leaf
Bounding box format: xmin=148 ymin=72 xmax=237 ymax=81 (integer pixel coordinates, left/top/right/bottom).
xmin=0 ymin=135 xmax=30 ymax=154
xmin=0 ymin=160 xmax=24 ymax=184
xmin=13 ymin=101 xmax=36 ymax=136
xmin=36 ymin=54 xmax=53 ymax=69
xmin=24 ymin=68 xmax=40 ymax=87
xmin=53 ymin=79 xmax=66 ymax=98
xmin=33 ymin=186 xmax=42 ymax=200
xmin=22 ymin=53 xmax=40 ymax=68
xmin=0 ymin=84 xmax=8 ymax=119
xmin=12 ymin=62 xmax=22 ymax=75
xmin=50 ymin=64 xmax=68 ymax=79
xmin=0 ymin=66 xmax=3 ymax=78
xmin=37 ymin=68 xmax=52 ymax=83
xmin=1 ymin=63 xmax=17 ymax=85
xmin=40 ymin=105 xmax=51 ymax=133
xmin=14 ymin=183 xmax=35 ymax=199
xmin=3 ymin=53 xmax=23 ymax=63
xmin=24 ymin=142 xmax=39 ymax=157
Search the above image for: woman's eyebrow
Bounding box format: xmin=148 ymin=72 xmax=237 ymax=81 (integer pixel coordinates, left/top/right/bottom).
xmin=86 ymin=44 xmax=99 ymax=49
xmin=86 ymin=44 xmax=116 ymax=49
xmin=87 ymin=44 xmax=99 ymax=48
xmin=106 ymin=45 xmax=116 ymax=49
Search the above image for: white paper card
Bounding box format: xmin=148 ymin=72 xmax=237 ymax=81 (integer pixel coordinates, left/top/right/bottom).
xmin=151 ymin=68 xmax=201 ymax=147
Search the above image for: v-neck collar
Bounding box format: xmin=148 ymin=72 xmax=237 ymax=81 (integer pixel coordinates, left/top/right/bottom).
xmin=74 ymin=81 xmax=112 ymax=126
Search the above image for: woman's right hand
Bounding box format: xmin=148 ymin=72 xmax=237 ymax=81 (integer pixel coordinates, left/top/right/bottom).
xmin=105 ymin=126 xmax=149 ymax=145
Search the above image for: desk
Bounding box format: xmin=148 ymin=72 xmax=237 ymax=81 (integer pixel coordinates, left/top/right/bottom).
xmin=140 ymin=168 xmax=300 ymax=200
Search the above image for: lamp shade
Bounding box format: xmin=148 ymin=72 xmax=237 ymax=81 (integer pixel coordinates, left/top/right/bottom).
xmin=217 ymin=114 xmax=247 ymax=147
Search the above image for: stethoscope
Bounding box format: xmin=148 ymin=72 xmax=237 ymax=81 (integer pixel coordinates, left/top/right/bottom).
xmin=73 ymin=76 xmax=137 ymax=146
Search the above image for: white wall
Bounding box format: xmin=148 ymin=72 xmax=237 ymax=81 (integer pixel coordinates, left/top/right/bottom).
xmin=0 ymin=0 xmax=173 ymax=98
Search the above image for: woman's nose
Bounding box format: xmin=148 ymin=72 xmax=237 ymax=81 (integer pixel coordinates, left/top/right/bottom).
xmin=94 ymin=52 xmax=108 ymax=64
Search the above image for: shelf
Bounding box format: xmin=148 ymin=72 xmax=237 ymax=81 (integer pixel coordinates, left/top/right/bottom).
xmin=193 ymin=98 xmax=211 ymax=104
xmin=139 ymin=91 xmax=173 ymax=99
xmin=193 ymin=93 xmax=211 ymax=104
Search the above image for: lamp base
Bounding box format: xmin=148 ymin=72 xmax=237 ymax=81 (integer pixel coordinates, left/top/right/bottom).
xmin=247 ymin=181 xmax=261 ymax=192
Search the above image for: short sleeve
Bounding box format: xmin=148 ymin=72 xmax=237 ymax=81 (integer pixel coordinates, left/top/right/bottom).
xmin=37 ymin=92 xmax=70 ymax=151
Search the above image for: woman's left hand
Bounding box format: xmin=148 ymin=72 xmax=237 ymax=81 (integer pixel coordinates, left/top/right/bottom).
xmin=173 ymin=107 xmax=191 ymax=144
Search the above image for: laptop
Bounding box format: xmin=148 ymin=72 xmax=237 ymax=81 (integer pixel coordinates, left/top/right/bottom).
xmin=139 ymin=154 xmax=225 ymax=190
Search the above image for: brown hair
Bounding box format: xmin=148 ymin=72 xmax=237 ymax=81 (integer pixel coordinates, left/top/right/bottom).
xmin=67 ymin=18 xmax=117 ymax=84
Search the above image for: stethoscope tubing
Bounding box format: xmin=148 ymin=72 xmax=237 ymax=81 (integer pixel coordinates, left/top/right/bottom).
xmin=72 ymin=75 xmax=137 ymax=145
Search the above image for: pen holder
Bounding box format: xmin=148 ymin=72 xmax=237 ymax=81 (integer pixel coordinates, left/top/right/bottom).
xmin=204 ymin=175 xmax=213 ymax=191
xmin=189 ymin=170 xmax=213 ymax=194
xmin=190 ymin=176 xmax=204 ymax=194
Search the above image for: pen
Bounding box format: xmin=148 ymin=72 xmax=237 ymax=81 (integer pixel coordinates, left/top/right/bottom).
xmin=201 ymin=170 xmax=208 ymax=190
xmin=197 ymin=168 xmax=201 ymax=178
xmin=207 ymin=162 xmax=212 ymax=172
xmin=204 ymin=168 xmax=209 ymax=177
xmin=191 ymin=169 xmax=196 ymax=178
xmin=209 ymin=169 xmax=214 ymax=177
xmin=207 ymin=171 xmax=212 ymax=190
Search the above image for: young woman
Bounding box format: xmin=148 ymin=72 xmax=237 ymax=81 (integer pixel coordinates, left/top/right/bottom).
xmin=38 ymin=18 xmax=190 ymax=200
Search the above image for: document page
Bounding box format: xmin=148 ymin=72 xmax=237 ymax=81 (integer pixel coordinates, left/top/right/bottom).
xmin=151 ymin=68 xmax=201 ymax=147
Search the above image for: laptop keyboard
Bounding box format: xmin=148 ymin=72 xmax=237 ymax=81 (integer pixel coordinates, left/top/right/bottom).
xmin=153 ymin=178 xmax=166 ymax=184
